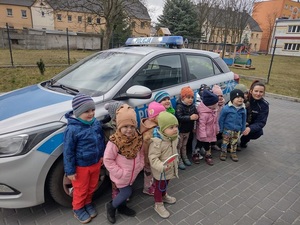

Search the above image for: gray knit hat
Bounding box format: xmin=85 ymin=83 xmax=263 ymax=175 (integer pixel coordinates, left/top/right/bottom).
xmin=104 ymin=101 xmax=123 ymax=120
xmin=72 ymin=94 xmax=95 ymax=118
xmin=234 ymin=84 xmax=248 ymax=93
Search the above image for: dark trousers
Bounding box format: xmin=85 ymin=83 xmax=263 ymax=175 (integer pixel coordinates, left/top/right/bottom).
xmin=241 ymin=131 xmax=262 ymax=145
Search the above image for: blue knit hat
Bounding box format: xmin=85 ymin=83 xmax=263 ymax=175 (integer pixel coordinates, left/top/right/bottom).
xmin=202 ymin=89 xmax=218 ymax=106
xmin=72 ymin=93 xmax=95 ymax=118
xmin=154 ymin=91 xmax=170 ymax=103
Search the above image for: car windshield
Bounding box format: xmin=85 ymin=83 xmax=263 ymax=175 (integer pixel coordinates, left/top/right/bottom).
xmin=53 ymin=51 xmax=143 ymax=96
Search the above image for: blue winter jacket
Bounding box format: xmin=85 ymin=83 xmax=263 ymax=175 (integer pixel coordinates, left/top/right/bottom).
xmin=248 ymin=97 xmax=269 ymax=135
xmin=63 ymin=111 xmax=105 ymax=176
xmin=219 ymin=101 xmax=246 ymax=133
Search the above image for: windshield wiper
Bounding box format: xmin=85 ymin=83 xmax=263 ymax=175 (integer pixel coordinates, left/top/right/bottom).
xmin=47 ymin=81 xmax=79 ymax=95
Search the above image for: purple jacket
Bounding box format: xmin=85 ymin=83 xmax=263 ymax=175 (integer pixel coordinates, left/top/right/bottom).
xmin=196 ymin=102 xmax=219 ymax=142
xmin=103 ymin=141 xmax=144 ymax=188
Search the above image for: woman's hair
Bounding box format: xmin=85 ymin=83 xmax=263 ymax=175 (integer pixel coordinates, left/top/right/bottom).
xmin=248 ymin=80 xmax=266 ymax=100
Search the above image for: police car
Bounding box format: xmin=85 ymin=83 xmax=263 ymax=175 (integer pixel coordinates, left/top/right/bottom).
xmin=0 ymin=36 xmax=239 ymax=208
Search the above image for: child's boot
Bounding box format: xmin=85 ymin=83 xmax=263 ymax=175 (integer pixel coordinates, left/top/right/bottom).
xmin=178 ymin=157 xmax=186 ymax=170
xmin=205 ymin=148 xmax=214 ymax=166
xmin=154 ymin=202 xmax=170 ymax=218
xmin=73 ymin=207 xmax=91 ymax=224
xmin=219 ymin=151 xmax=227 ymax=161
xmin=182 ymin=156 xmax=192 ymax=166
xmin=117 ymin=202 xmax=136 ymax=217
xmin=106 ymin=201 xmax=116 ymax=224
xmin=230 ymin=152 xmax=239 ymax=162
xmin=162 ymin=194 xmax=176 ymax=204
xmin=85 ymin=203 xmax=97 ymax=218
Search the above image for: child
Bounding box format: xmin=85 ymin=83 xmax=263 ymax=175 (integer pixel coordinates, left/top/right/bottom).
xmin=140 ymin=101 xmax=166 ymax=195
xmin=219 ymin=89 xmax=246 ymax=162
xmin=63 ymin=93 xmax=105 ymax=224
xmin=103 ymin=101 xmax=124 ymax=199
xmin=234 ymin=83 xmax=250 ymax=151
xmin=211 ymin=84 xmax=225 ymax=151
xmin=154 ymin=91 xmax=175 ymax=114
xmin=196 ymin=89 xmax=219 ymax=166
xmin=175 ymin=86 xmax=198 ymax=170
xmin=104 ymin=104 xmax=144 ymax=224
xmin=192 ymin=84 xmax=211 ymax=163
xmin=148 ymin=111 xmax=179 ymax=218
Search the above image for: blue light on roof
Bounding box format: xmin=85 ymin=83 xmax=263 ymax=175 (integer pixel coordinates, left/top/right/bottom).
xmin=125 ymin=36 xmax=184 ymax=48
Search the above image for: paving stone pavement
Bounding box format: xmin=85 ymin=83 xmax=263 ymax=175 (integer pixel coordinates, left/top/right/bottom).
xmin=1 ymin=97 xmax=300 ymax=225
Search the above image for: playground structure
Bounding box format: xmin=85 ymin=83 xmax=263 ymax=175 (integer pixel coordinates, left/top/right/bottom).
xmin=222 ymin=44 xmax=255 ymax=70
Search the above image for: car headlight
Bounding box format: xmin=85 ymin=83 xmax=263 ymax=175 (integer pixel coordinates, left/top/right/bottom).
xmin=0 ymin=122 xmax=66 ymax=158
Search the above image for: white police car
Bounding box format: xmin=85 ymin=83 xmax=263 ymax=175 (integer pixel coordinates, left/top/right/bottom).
xmin=0 ymin=36 xmax=238 ymax=208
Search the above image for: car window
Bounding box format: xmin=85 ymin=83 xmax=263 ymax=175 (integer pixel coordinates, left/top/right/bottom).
xmin=130 ymin=55 xmax=182 ymax=90
xmin=53 ymin=52 xmax=142 ymax=95
xmin=186 ymin=55 xmax=216 ymax=80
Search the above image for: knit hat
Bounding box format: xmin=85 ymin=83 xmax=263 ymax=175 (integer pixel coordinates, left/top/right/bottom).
xmin=234 ymin=84 xmax=248 ymax=93
xmin=158 ymin=111 xmax=178 ymax=133
xmin=180 ymin=86 xmax=194 ymax=99
xmin=212 ymin=85 xmax=223 ymax=96
xmin=154 ymin=91 xmax=170 ymax=103
xmin=230 ymin=89 xmax=245 ymax=102
xmin=147 ymin=102 xmax=166 ymax=118
xmin=72 ymin=93 xmax=95 ymax=118
xmin=104 ymin=101 xmax=123 ymax=120
xmin=116 ymin=104 xmax=137 ymax=129
xmin=202 ymin=89 xmax=219 ymax=106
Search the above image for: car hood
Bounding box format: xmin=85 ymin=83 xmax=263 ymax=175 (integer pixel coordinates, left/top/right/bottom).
xmin=0 ymin=85 xmax=73 ymax=134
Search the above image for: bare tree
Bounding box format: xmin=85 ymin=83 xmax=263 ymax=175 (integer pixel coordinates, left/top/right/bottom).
xmin=49 ymin=0 xmax=148 ymax=50
xmin=195 ymin=0 xmax=218 ymax=41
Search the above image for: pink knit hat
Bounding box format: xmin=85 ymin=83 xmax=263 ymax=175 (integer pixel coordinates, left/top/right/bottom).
xmin=147 ymin=102 xmax=166 ymax=118
xmin=212 ymin=85 xmax=223 ymax=96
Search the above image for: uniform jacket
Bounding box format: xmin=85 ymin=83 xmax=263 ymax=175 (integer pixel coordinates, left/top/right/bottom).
xmin=175 ymin=99 xmax=198 ymax=133
xmin=196 ymin=102 xmax=219 ymax=142
xmin=63 ymin=111 xmax=105 ymax=176
xmin=103 ymin=141 xmax=144 ymax=188
xmin=219 ymin=101 xmax=246 ymax=133
xmin=248 ymin=97 xmax=269 ymax=135
xmin=148 ymin=129 xmax=179 ymax=180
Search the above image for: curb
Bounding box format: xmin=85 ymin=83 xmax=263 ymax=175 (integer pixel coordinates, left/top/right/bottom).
xmin=265 ymin=92 xmax=300 ymax=103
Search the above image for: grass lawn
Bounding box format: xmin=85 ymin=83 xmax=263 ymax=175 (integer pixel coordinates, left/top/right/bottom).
xmin=0 ymin=49 xmax=299 ymax=98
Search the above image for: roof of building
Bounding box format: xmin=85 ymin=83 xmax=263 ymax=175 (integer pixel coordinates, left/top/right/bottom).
xmin=0 ymin=0 xmax=150 ymax=20
xmin=0 ymin=0 xmax=34 ymax=7
xmin=247 ymin=16 xmax=263 ymax=32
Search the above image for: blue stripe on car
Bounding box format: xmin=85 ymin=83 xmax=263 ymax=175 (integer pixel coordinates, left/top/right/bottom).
xmin=38 ymin=133 xmax=64 ymax=154
xmin=0 ymin=85 xmax=72 ymax=120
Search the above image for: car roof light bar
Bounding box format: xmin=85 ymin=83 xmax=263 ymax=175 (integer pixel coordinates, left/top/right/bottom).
xmin=125 ymin=36 xmax=183 ymax=48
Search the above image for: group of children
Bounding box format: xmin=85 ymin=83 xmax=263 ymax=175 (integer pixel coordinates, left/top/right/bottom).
xmin=62 ymin=82 xmax=253 ymax=224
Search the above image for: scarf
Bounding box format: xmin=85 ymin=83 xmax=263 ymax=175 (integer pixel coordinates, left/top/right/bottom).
xmin=109 ymin=130 xmax=143 ymax=159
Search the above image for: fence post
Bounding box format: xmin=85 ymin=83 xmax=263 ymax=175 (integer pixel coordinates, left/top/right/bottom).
xmin=6 ymin=23 xmax=14 ymax=67
xmin=66 ymin=28 xmax=70 ymax=65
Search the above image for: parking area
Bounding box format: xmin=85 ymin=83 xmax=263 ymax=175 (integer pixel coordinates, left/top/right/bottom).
xmin=1 ymin=96 xmax=300 ymax=225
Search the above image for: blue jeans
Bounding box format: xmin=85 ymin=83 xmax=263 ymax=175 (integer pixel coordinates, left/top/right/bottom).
xmin=112 ymin=185 xmax=132 ymax=208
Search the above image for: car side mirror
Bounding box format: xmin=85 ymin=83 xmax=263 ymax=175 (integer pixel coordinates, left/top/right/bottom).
xmin=114 ymin=85 xmax=152 ymax=100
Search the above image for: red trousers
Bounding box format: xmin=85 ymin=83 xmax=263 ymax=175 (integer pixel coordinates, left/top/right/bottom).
xmin=72 ymin=160 xmax=101 ymax=210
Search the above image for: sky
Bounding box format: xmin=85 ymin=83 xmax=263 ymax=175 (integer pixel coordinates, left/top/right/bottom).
xmin=145 ymin=0 xmax=165 ymax=23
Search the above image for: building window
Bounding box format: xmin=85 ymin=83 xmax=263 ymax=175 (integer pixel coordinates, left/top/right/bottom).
xmin=57 ymin=14 xmax=62 ymax=21
xmin=68 ymin=15 xmax=72 ymax=22
xmin=141 ymin=22 xmax=145 ymax=29
xmin=284 ymin=43 xmax=300 ymax=51
xmin=41 ymin=11 xmax=45 ymax=17
xmin=285 ymin=4 xmax=288 ymax=9
xmin=7 ymin=8 xmax=13 ymax=16
xmin=288 ymin=25 xmax=300 ymax=33
xmin=87 ymin=17 xmax=92 ymax=24
xmin=78 ymin=16 xmax=82 ymax=23
xmin=256 ymin=34 xmax=259 ymax=38
xmin=131 ymin=21 xmax=136 ymax=28
xmin=21 ymin=10 xmax=27 ymax=18
xmin=96 ymin=18 xmax=101 ymax=24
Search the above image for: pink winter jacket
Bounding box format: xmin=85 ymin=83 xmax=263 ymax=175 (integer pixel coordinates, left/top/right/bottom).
xmin=196 ymin=102 xmax=219 ymax=142
xmin=103 ymin=141 xmax=144 ymax=188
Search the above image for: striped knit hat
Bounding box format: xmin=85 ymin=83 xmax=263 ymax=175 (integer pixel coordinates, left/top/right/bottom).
xmin=154 ymin=91 xmax=171 ymax=103
xmin=72 ymin=93 xmax=95 ymax=118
